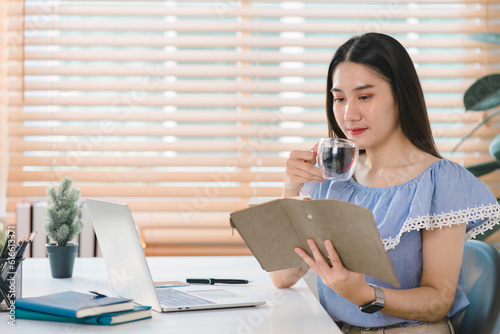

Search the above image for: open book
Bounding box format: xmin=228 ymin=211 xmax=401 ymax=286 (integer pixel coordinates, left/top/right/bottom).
xmin=230 ymin=198 xmax=399 ymax=287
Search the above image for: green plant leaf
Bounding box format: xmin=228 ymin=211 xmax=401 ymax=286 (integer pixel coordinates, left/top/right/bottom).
xmin=463 ymin=74 xmax=500 ymax=111
xmin=490 ymin=133 xmax=500 ymax=161
xmin=451 ymin=109 xmax=500 ymax=152
xmin=466 ymin=160 xmax=500 ymax=177
xmin=469 ymin=33 xmax=500 ymax=45
xmin=45 ymin=176 xmax=83 ymax=246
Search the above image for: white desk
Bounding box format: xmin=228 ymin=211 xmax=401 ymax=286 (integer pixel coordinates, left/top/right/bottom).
xmin=2 ymin=256 xmax=341 ymax=333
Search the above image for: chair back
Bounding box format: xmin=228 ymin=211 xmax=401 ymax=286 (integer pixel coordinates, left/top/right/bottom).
xmin=457 ymin=240 xmax=500 ymax=334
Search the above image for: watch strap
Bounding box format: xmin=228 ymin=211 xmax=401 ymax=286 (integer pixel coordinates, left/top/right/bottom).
xmin=372 ymin=284 xmax=384 ymax=301
xmin=359 ymin=284 xmax=385 ymax=313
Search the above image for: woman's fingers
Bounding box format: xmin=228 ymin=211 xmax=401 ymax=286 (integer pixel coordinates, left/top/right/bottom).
xmin=284 ymin=145 xmax=324 ymax=192
xmin=294 ymin=247 xmax=320 ymax=272
xmin=310 ymin=141 xmax=320 ymax=159
xmin=325 ymin=240 xmax=344 ymax=269
xmin=286 ymin=150 xmax=324 ymax=182
xmin=295 ymin=239 xmax=337 ymax=283
xmin=306 ymin=239 xmax=333 ymax=271
xmin=287 ymin=168 xmax=325 ymax=183
xmin=289 ymin=149 xmax=316 ymax=162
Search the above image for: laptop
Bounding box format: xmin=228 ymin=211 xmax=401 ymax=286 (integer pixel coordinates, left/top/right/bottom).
xmin=85 ymin=198 xmax=266 ymax=313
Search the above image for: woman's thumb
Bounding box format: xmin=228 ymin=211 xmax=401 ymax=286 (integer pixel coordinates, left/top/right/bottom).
xmin=310 ymin=141 xmax=319 ymax=154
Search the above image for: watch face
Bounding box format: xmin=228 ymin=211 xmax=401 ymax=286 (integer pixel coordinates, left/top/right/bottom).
xmin=359 ymin=302 xmax=384 ymax=314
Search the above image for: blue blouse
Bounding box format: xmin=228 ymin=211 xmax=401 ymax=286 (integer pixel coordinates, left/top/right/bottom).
xmin=301 ymin=159 xmax=500 ymax=328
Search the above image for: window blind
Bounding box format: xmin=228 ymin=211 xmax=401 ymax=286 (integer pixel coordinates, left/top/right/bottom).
xmin=4 ymin=0 xmax=500 ymax=255
xmin=0 ymin=0 xmax=10 ymax=222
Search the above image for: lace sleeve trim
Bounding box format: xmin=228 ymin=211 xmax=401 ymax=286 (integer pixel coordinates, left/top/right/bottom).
xmin=382 ymin=202 xmax=500 ymax=251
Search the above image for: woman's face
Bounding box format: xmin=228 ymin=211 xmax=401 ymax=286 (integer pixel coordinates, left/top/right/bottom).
xmin=331 ymin=62 xmax=401 ymax=151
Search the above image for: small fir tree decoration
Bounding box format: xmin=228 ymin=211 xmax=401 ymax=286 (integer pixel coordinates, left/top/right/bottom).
xmin=44 ymin=177 xmax=84 ymax=246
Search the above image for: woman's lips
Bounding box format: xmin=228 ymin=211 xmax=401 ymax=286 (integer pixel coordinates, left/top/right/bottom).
xmin=347 ymin=128 xmax=367 ymax=136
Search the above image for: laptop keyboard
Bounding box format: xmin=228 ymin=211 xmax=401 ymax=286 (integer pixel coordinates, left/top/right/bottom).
xmin=156 ymin=288 xmax=217 ymax=307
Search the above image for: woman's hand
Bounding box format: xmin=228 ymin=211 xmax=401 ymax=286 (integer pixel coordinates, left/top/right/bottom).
xmin=284 ymin=143 xmax=325 ymax=196
xmin=295 ymin=239 xmax=375 ymax=306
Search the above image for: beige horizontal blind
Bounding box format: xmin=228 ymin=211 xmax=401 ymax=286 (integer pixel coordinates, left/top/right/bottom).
xmin=0 ymin=0 xmax=10 ymax=223
xmin=6 ymin=0 xmax=500 ymax=255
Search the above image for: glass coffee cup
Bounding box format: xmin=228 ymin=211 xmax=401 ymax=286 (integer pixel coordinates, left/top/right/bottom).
xmin=316 ymin=138 xmax=359 ymax=181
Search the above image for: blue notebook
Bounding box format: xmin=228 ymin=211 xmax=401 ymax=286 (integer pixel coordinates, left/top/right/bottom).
xmin=14 ymin=291 xmax=134 ymax=318
xmin=15 ymin=305 xmax=152 ymax=325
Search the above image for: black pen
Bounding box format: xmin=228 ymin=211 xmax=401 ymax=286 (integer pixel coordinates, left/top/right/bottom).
xmin=89 ymin=291 xmax=108 ymax=299
xmin=186 ymin=278 xmax=250 ymax=285
xmin=0 ymin=230 xmax=14 ymax=259
xmin=17 ymin=232 xmax=37 ymax=259
xmin=15 ymin=237 xmax=28 ymax=260
xmin=0 ymin=230 xmax=15 ymax=273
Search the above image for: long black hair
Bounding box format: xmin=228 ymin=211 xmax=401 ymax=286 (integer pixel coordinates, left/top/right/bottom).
xmin=325 ymin=33 xmax=441 ymax=159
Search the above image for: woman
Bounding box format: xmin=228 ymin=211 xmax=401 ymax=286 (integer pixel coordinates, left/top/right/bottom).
xmin=272 ymin=33 xmax=500 ymax=333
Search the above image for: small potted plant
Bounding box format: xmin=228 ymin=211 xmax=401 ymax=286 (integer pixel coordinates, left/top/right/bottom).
xmin=44 ymin=176 xmax=84 ymax=278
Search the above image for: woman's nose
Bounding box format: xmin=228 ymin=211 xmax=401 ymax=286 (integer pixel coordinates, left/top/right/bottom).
xmin=344 ymin=101 xmax=361 ymax=121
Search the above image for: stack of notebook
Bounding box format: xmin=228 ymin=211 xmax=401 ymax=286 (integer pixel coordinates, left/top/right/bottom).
xmin=14 ymin=291 xmax=152 ymax=325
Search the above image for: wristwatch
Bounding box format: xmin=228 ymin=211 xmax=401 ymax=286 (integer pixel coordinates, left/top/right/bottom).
xmin=359 ymin=284 xmax=385 ymax=313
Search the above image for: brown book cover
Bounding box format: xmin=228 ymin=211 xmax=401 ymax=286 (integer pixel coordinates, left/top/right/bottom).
xmin=230 ymin=198 xmax=399 ymax=287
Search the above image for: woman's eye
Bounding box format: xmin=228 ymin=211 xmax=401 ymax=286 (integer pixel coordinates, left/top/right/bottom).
xmin=334 ymin=97 xmax=344 ymax=102
xmin=359 ymin=95 xmax=370 ymax=100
